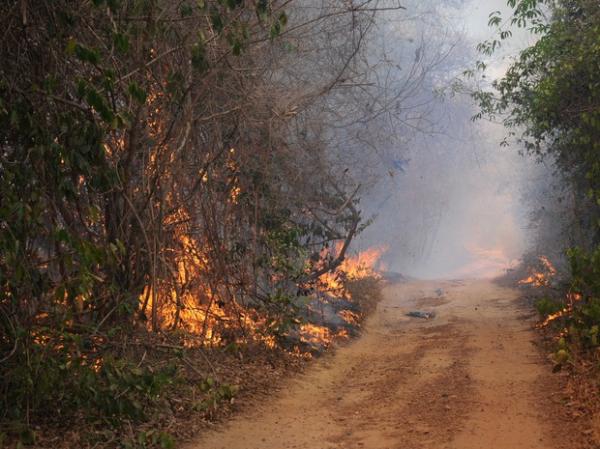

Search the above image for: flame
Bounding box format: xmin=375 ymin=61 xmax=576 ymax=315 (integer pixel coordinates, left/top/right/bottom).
xmin=540 ymin=307 xmax=570 ymax=327
xmin=295 ymin=245 xmax=386 ymax=348
xmin=139 ymin=227 xmax=277 ymax=348
xmin=137 ymin=191 xmax=385 ymax=351
xmin=538 ymin=292 xmax=582 ymax=328
xmin=519 ymin=255 xmax=557 ymax=287
xmin=299 ymin=323 xmax=351 ymax=347
xmin=226 ymin=148 xmax=242 ymax=204
xmin=300 ymin=323 xmax=331 ymax=345
xmin=338 ymin=309 xmax=359 ymax=325
xmin=319 ymin=245 xmax=387 ymax=297
xmin=339 ymin=246 xmax=387 ymax=280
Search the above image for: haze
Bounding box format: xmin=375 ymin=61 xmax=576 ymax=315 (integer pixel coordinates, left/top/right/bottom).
xmin=353 ymin=0 xmax=537 ymax=279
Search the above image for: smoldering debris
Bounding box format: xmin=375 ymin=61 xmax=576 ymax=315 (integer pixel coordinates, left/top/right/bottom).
xmin=283 ymin=294 xmax=363 ymax=354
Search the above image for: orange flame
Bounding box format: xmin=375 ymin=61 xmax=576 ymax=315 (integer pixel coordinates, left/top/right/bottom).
xmin=538 ymin=292 xmax=582 ymax=328
xmin=298 ymin=245 xmax=387 ymax=347
xmin=319 ymin=245 xmax=387 ymax=297
xmin=519 ymin=255 xmax=557 ymax=287
xmin=140 ymin=228 xmax=279 ymax=348
xmin=299 ymin=323 xmax=331 ymax=345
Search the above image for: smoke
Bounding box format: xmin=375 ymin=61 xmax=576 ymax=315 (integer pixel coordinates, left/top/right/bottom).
xmin=351 ymin=0 xmax=536 ymax=279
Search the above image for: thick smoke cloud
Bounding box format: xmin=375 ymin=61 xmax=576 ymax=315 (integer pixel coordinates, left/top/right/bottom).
xmin=350 ymin=0 xmax=536 ymax=279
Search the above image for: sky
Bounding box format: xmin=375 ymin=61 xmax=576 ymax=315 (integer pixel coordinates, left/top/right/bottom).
xmin=461 ymin=0 xmax=538 ymax=77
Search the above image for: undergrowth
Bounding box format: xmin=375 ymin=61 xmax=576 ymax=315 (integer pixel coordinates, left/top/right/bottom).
xmin=532 ymin=247 xmax=600 ymax=369
xmin=0 ymin=275 xmax=383 ymax=449
xmin=0 ymin=331 xmax=243 ymax=449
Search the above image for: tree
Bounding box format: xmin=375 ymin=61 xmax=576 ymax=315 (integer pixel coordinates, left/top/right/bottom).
xmin=0 ymin=0 xmax=406 ymax=433
xmin=474 ymin=0 xmax=600 ymax=347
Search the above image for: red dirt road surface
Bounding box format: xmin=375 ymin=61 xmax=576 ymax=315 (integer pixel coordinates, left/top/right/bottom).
xmin=188 ymin=279 xmax=572 ymax=449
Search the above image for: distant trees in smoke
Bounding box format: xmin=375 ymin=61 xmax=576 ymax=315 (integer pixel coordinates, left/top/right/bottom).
xmin=352 ymin=0 xmax=498 ymax=272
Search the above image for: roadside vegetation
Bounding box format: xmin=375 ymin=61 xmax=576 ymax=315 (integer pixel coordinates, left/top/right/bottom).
xmin=0 ymin=1 xmax=402 ymax=447
xmin=474 ymin=0 xmax=600 ymax=442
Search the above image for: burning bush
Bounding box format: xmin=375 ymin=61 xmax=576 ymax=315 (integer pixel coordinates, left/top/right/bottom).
xmin=524 ymin=248 xmax=600 ymax=361
xmin=519 ymin=255 xmax=557 ymax=288
xmin=0 ymin=0 xmax=400 ymax=446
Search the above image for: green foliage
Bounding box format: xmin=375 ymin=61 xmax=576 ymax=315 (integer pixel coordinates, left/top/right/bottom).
xmin=128 ymin=82 xmax=148 ymax=104
xmin=91 ymin=357 xmax=176 ymax=422
xmin=475 ymin=0 xmax=600 ymax=356
xmin=534 ymin=297 xmax=563 ymax=317
xmin=74 ymin=44 xmax=101 ymax=65
xmin=554 ymin=348 xmax=569 ymax=365
xmin=563 ymin=247 xmax=600 ymax=347
xmin=192 ymin=377 xmax=238 ymax=415
xmin=1 ymin=0 xmax=288 ymax=424
xmin=191 ymin=41 xmax=210 ymax=72
xmin=475 ymin=0 xmax=600 ymax=211
xmin=0 ymin=0 xmax=368 ymax=445
xmin=123 ymin=430 xmax=175 ymax=449
xmin=1 ymin=333 xmax=177 ymax=430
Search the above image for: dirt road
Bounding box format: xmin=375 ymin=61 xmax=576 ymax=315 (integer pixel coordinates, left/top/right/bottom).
xmin=189 ymin=279 xmax=566 ymax=449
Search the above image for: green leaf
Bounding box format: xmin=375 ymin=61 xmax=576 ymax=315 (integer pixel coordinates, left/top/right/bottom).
xmin=74 ymin=44 xmax=101 ymax=65
xmin=106 ymin=0 xmax=120 ymax=11
xmin=231 ymin=38 xmax=242 ymax=55
xmin=85 ymin=88 xmax=114 ymax=123
xmin=19 ymin=429 xmax=35 ymax=446
xmin=210 ymin=8 xmax=224 ymax=32
xmin=226 ymin=0 xmax=242 ymax=9
xmin=256 ymin=0 xmax=269 ymax=21
xmin=270 ymin=21 xmax=281 ymax=39
xmin=158 ymin=432 xmax=175 ymax=449
xmin=65 ymin=38 xmax=77 ymax=55
xmin=180 ymin=3 xmax=194 ymax=17
xmin=191 ymin=43 xmax=209 ymax=72
xmin=76 ymin=78 xmax=87 ymax=99
xmin=127 ymin=82 xmax=147 ymax=104
xmin=279 ymin=11 xmax=288 ymax=27
xmin=113 ymin=32 xmax=129 ymax=53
